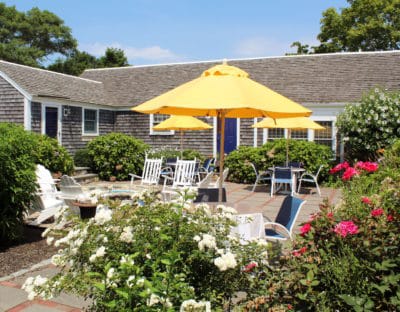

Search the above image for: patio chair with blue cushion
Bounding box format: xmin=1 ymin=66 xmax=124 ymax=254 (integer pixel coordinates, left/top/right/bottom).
xmin=264 ymin=195 xmax=306 ymax=241
xmin=270 ymin=167 xmax=295 ymax=197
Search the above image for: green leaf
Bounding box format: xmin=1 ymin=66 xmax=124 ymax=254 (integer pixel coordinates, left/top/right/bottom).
xmin=115 ymin=289 xmax=129 ymax=300
xmin=93 ymin=282 xmax=105 ymax=291
xmin=161 ymin=259 xmax=171 ymax=265
xmin=306 ymin=270 xmax=314 ymax=281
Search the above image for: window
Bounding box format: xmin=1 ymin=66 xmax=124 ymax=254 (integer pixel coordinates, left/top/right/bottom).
xmin=267 ymin=128 xmax=284 ymax=141
xmin=314 ymin=121 xmax=333 ymax=148
xmin=290 ymin=129 xmax=308 ymax=140
xmin=83 ymin=108 xmax=98 ymax=135
xmin=150 ymin=114 xmax=174 ymax=135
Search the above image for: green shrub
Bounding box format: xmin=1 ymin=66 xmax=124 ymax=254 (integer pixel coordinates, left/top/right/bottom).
xmin=148 ymin=148 xmax=203 ymax=161
xmin=225 ymin=139 xmax=333 ymax=183
xmin=32 ymin=134 xmax=74 ymax=175
xmin=87 ymin=133 xmax=149 ymax=181
xmin=0 ymin=123 xmax=37 ymax=242
xmin=25 ymin=189 xmax=274 ymax=310
xmin=73 ymin=147 xmax=93 ymax=168
xmin=336 ymin=88 xmax=400 ymax=161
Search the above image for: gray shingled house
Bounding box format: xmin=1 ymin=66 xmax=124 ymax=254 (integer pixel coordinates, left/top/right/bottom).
xmin=1 ymin=51 xmax=400 ymax=158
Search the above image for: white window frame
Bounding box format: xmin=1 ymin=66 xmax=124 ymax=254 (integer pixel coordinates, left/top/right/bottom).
xmin=149 ymin=114 xmax=174 ymax=135
xmin=82 ymin=108 xmax=99 ymax=136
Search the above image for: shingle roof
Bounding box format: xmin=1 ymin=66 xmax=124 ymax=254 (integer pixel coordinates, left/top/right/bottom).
xmin=0 ymin=60 xmax=109 ymax=105
xmin=81 ymin=51 xmax=400 ymax=107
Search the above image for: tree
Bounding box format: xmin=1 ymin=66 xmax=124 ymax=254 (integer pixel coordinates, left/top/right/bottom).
xmin=315 ymin=0 xmax=400 ymax=53
xmin=290 ymin=41 xmax=310 ymax=54
xmin=48 ymin=50 xmax=99 ymax=76
xmin=0 ymin=3 xmax=77 ymax=67
xmin=98 ymin=47 xmax=129 ymax=68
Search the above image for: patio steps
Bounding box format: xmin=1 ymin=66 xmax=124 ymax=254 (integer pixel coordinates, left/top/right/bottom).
xmin=72 ymin=167 xmax=99 ymax=184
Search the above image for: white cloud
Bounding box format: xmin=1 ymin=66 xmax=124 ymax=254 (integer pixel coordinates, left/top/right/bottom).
xmin=79 ymin=42 xmax=182 ymax=64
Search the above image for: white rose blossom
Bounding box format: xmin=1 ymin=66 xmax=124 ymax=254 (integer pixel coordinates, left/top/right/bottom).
xmin=94 ymin=206 xmax=113 ymax=225
xmin=214 ymin=252 xmax=237 ymax=271
xmin=198 ymin=234 xmax=217 ymax=251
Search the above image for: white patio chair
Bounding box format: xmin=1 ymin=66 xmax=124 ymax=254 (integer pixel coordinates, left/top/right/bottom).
xmin=270 ymin=167 xmax=295 ymax=197
xmin=129 ymin=156 xmax=163 ymax=188
xmin=162 ymin=158 xmax=197 ymax=200
xmin=297 ymin=165 xmax=324 ymax=196
xmin=29 ymin=164 xmax=66 ymax=225
xmin=209 ymin=168 xmax=229 ymax=188
xmin=249 ymin=162 xmax=271 ymax=192
xmin=196 ymin=171 xmax=215 ymax=188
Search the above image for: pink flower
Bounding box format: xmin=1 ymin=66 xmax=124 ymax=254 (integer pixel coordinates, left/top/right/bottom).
xmin=329 ymin=161 xmax=349 ymax=174
xmin=327 ymin=212 xmax=334 ymax=219
xmin=300 ymin=223 xmax=312 ymax=236
xmin=387 ymin=214 xmax=394 ymax=222
xmin=243 ymin=261 xmax=258 ymax=272
xmin=356 ymin=161 xmax=379 ymax=173
xmin=292 ymin=246 xmax=307 ymax=257
xmin=342 ymin=167 xmax=358 ymax=181
xmin=361 ymin=196 xmax=372 ymax=205
xmin=371 ymin=208 xmax=384 ymax=217
xmin=334 ymin=221 xmax=359 ymax=237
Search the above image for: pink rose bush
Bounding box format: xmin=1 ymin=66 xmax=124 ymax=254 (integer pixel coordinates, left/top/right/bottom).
xmin=333 ymin=221 xmax=359 ymax=237
xmin=329 ymin=161 xmax=378 ymax=181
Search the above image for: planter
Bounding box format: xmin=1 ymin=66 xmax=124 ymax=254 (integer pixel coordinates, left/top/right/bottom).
xmin=72 ymin=202 xmax=97 ymax=219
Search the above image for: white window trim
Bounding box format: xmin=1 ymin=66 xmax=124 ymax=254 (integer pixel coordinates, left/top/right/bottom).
xmin=149 ymin=114 xmax=174 ymax=135
xmin=82 ymin=108 xmax=99 ymax=136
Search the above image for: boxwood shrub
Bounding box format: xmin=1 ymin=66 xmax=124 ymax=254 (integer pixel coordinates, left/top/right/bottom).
xmin=225 ymin=139 xmax=333 ymax=183
xmin=0 ymin=123 xmax=37 ymax=242
xmin=87 ymin=133 xmax=149 ymax=181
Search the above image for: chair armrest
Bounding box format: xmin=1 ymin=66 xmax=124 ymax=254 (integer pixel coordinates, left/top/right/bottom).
xmin=162 ymin=175 xmax=174 ymax=188
xmin=299 ymin=172 xmax=314 ymax=180
xmin=128 ymin=173 xmax=142 ymax=183
xmin=264 ymin=222 xmax=291 ymax=239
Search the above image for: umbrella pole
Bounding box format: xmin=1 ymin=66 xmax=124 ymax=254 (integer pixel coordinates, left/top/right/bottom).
xmin=218 ymin=111 xmax=226 ymax=203
xmin=286 ymin=129 xmax=290 ymax=166
xmin=180 ymin=130 xmax=183 ymax=158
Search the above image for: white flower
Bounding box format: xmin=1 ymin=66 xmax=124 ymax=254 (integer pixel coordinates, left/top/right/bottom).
xmin=94 ymin=206 xmax=113 ymax=225
xmin=46 ymin=236 xmax=54 ymax=245
xmin=214 ymin=252 xmax=237 ymax=271
xmin=180 ymin=299 xmax=211 ymax=311
xmin=33 ymin=275 xmax=48 ymax=287
xmin=198 ymin=234 xmax=217 ymax=251
xmin=107 ymin=267 xmax=115 ymax=279
xmin=126 ymin=275 xmax=135 ymax=287
xmin=146 ymin=253 xmax=151 ymax=259
xmin=193 ymin=235 xmax=201 ymax=242
xmin=119 ymin=226 xmax=134 ymax=243
xmin=96 ymin=246 xmax=106 ymax=257
xmin=147 ymin=293 xmax=160 ymax=306
xmin=136 ymin=278 xmax=145 ymax=287
xmin=89 ymin=254 xmax=97 ymax=263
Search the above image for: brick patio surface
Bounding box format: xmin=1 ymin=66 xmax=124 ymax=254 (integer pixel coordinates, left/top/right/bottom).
xmin=0 ymin=182 xmax=341 ymax=311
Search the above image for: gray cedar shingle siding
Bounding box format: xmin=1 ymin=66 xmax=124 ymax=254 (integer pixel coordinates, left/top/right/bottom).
xmin=0 ymin=76 xmax=24 ymax=124
xmin=62 ymin=106 xmax=85 ymax=153
xmin=99 ymin=109 xmax=115 ymax=135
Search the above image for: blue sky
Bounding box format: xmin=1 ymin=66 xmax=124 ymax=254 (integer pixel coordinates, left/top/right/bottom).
xmin=5 ymin=0 xmax=348 ymax=65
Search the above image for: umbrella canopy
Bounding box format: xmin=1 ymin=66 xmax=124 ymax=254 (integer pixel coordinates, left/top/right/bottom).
xmin=153 ymin=115 xmax=212 ymax=152
xmin=253 ymin=117 xmax=325 ymax=165
xmin=152 ymin=115 xmax=212 ymax=131
xmin=253 ymin=117 xmax=325 ymax=130
xmin=133 ymin=62 xmax=312 ymax=201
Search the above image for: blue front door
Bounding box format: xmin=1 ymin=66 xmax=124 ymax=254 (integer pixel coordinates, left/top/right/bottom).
xmin=217 ymin=118 xmax=237 ymax=155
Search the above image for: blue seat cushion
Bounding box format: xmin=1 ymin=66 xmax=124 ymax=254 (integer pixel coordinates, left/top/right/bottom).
xmin=265 ymin=229 xmax=285 ymax=239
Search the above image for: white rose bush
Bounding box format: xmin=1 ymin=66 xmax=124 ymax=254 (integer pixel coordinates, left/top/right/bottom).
xmin=25 ymin=188 xmax=274 ymax=311
xmin=336 ymin=88 xmax=400 ymax=160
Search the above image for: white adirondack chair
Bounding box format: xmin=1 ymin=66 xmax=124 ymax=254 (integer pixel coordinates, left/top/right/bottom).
xmin=162 ymin=158 xmax=197 ymax=200
xmin=129 ymin=156 xmax=163 ymax=188
xmin=29 ymin=164 xmax=66 ymax=225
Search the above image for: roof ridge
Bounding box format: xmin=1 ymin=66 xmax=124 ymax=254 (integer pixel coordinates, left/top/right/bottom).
xmin=82 ymin=50 xmax=400 ymax=72
xmin=0 ymin=60 xmax=102 ymax=84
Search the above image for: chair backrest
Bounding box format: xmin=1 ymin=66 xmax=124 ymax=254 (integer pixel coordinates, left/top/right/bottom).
xmin=59 ymin=175 xmax=83 ymax=196
xmin=314 ymin=164 xmax=324 ymax=178
xmin=274 ymin=167 xmax=292 ymax=180
xmin=36 ymin=164 xmax=58 ymax=194
xmin=288 ymin=161 xmax=303 ymax=168
xmin=214 ymin=168 xmax=229 ymax=186
xmin=173 ymin=158 xmax=197 ymax=187
xmin=249 ymin=162 xmax=258 ymax=175
xmin=275 ymin=196 xmax=306 ymax=234
xmin=202 ymin=157 xmax=216 ymax=172
xmin=141 ymin=157 xmax=163 ymax=185
xmin=197 ymin=171 xmax=214 ymax=188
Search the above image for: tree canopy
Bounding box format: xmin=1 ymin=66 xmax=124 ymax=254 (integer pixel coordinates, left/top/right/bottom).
xmin=0 ymin=3 xmax=77 ymax=67
xmin=290 ymin=0 xmax=400 ymax=54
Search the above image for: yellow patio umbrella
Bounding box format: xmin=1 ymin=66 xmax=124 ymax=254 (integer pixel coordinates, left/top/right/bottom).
xmin=152 ymin=115 xmax=212 ymax=153
xmin=132 ymin=61 xmax=312 ymax=201
xmin=253 ymin=117 xmax=325 ymax=165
